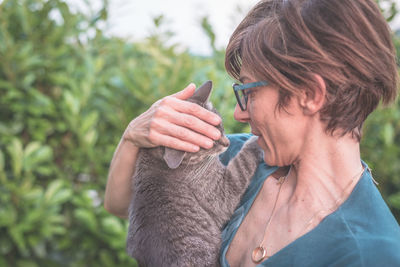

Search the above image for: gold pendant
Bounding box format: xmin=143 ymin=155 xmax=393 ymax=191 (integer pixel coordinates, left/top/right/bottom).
xmin=252 ymin=246 xmax=268 ymax=263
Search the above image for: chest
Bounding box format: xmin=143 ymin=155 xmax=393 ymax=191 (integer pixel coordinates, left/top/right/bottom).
xmin=225 ymin=177 xmax=304 ymax=266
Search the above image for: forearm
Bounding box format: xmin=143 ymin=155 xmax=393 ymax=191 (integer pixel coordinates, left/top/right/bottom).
xmin=104 ymin=137 xmax=139 ymax=218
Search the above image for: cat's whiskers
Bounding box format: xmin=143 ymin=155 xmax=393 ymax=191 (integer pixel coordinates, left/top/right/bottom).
xmin=189 ymin=155 xmax=216 ymax=183
xmin=183 ymin=156 xmax=196 ymax=173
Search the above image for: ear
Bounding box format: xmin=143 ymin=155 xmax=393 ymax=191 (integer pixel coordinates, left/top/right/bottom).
xmin=189 ymin=80 xmax=212 ymax=104
xmin=299 ymin=75 xmax=326 ymax=115
xmin=163 ymin=148 xmax=186 ymax=169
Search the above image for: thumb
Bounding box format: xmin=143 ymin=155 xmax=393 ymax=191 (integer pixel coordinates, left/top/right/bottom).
xmin=172 ymin=83 xmax=196 ymax=100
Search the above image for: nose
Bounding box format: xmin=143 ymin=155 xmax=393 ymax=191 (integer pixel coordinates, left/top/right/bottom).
xmin=234 ymin=103 xmax=250 ymax=123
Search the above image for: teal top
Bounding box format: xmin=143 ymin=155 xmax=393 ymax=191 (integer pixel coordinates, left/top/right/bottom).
xmin=219 ymin=134 xmax=400 ymax=267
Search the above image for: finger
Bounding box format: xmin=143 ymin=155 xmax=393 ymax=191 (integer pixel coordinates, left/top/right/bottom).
xmin=149 ymin=130 xmax=200 ymax=153
xmin=155 ymin=100 xmax=221 ymax=140
xmin=171 ymin=112 xmax=221 ymax=141
xmin=164 ymin=96 xmax=221 ymax=126
xmin=171 ymin=83 xmax=196 ymax=100
xmin=152 ymin=118 xmax=215 ymax=149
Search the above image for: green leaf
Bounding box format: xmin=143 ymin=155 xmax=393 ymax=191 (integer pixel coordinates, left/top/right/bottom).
xmin=382 ymin=122 xmax=395 ymax=146
xmin=0 ymin=149 xmax=5 ymax=172
xmin=63 ymin=90 xmax=80 ymax=115
xmin=35 ymin=165 xmax=53 ymax=176
xmin=24 ymin=209 xmax=43 ymax=227
xmin=83 ymin=129 xmax=98 ymax=146
xmin=81 ymin=111 xmax=99 ymax=134
xmin=101 ymin=216 xmax=124 ymax=235
xmin=0 ymin=205 xmax=17 ymax=227
xmin=24 ymin=142 xmax=41 ymax=159
xmin=9 ymin=227 xmax=28 ymax=255
xmin=22 ymin=73 xmax=35 ymax=88
xmin=24 ymin=187 xmax=43 ymax=201
xmin=74 ymin=208 xmax=97 ymax=232
xmin=44 ymin=179 xmax=65 ymax=203
xmin=0 ymin=121 xmax=23 ymax=135
xmin=99 ymin=249 xmax=115 ymax=267
xmin=50 ymin=188 xmax=72 ymax=205
xmin=7 ymin=138 xmax=23 ymax=177
xmin=24 ymin=144 xmax=53 ymax=171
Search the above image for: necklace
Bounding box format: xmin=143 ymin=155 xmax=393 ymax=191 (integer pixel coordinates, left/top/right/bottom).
xmin=251 ymin=166 xmax=364 ymax=264
xmin=251 ymin=167 xmax=290 ymax=263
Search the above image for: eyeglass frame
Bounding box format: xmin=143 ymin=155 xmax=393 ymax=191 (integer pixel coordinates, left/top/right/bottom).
xmin=232 ymin=81 xmax=268 ymax=111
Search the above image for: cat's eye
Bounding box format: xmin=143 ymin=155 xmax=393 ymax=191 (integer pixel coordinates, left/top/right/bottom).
xmin=232 ymin=81 xmax=268 ymax=111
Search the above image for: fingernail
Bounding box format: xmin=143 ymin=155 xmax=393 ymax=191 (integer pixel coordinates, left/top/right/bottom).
xmin=213 ymin=116 xmax=221 ymax=125
xmin=213 ymin=130 xmax=221 ymax=140
xmin=206 ymin=139 xmax=214 ymax=149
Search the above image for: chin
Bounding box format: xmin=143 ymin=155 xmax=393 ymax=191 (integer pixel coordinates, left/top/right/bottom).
xmin=263 ymin=151 xmax=287 ymax=167
xmin=263 ymin=155 xmax=277 ymax=167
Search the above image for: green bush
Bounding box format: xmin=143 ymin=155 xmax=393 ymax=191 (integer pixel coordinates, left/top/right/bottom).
xmin=0 ymin=0 xmax=137 ymax=265
xmin=0 ymin=0 xmax=398 ymax=265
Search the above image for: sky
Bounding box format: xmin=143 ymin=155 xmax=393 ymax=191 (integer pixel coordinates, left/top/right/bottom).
xmin=104 ymin=0 xmax=260 ymax=55
xmin=67 ymin=0 xmax=400 ymax=56
xmin=67 ymin=0 xmax=260 ymax=55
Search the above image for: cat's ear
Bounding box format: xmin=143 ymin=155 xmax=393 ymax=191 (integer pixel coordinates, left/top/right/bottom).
xmin=163 ymin=148 xmax=186 ymax=169
xmin=189 ymin=80 xmax=212 ymax=104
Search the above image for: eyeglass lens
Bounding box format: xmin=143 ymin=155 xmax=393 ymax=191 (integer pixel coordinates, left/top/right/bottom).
xmin=235 ymin=89 xmax=247 ymax=110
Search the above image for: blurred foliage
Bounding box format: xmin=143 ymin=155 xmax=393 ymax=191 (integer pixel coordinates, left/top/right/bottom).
xmin=0 ymin=0 xmax=398 ymax=266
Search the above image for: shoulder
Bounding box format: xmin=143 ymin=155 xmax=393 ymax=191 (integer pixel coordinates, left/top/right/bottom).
xmin=335 ymin=171 xmax=400 ymax=266
xmin=293 ymin=171 xmax=400 ymax=266
xmin=287 ymin=214 xmax=400 ymax=267
xmin=219 ymin=133 xmax=253 ymax=166
xmin=358 ymin=235 xmax=400 ymax=266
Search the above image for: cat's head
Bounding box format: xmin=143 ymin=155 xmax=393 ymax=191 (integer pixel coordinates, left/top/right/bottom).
xmin=163 ymin=81 xmax=230 ymax=169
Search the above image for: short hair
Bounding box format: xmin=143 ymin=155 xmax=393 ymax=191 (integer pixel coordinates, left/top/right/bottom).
xmin=225 ymin=0 xmax=398 ymax=140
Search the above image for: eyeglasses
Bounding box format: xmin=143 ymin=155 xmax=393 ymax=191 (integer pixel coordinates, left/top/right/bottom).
xmin=232 ymin=81 xmax=268 ymax=111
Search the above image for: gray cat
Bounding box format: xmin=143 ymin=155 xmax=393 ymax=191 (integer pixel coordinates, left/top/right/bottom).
xmin=126 ymin=81 xmax=263 ymax=267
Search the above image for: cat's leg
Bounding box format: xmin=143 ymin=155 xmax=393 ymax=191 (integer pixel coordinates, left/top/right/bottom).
xmin=219 ymin=136 xmax=264 ymax=215
xmin=227 ymin=135 xmax=263 ymax=189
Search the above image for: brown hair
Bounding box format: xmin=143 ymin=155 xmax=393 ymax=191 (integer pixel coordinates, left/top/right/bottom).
xmin=225 ymin=0 xmax=398 ymax=140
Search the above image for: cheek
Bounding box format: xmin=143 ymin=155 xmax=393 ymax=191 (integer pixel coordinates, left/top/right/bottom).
xmin=248 ymin=100 xmax=260 ymax=122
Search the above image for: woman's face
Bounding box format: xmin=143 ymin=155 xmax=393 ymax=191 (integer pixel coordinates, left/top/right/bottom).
xmin=234 ymin=71 xmax=308 ymax=167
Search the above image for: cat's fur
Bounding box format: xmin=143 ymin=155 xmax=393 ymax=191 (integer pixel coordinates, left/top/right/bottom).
xmin=126 ymin=81 xmax=264 ymax=267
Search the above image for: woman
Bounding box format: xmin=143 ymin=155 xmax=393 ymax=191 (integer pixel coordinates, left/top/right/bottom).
xmin=105 ymin=0 xmax=400 ymax=266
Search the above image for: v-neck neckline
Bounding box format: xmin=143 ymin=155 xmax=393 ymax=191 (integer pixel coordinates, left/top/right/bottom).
xmin=222 ymin=161 xmax=369 ymax=266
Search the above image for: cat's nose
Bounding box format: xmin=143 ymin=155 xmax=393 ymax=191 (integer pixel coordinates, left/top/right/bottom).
xmin=219 ymin=135 xmax=230 ymax=147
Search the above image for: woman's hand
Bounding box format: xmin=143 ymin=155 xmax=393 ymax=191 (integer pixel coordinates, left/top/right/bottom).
xmin=104 ymin=83 xmax=223 ymax=218
xmin=123 ymin=83 xmax=222 ymax=152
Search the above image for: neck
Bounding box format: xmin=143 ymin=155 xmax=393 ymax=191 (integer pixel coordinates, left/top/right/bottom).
xmin=285 ymin=133 xmax=363 ymax=211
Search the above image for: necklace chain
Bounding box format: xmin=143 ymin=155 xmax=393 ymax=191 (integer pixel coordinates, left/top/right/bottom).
xmin=251 ymin=168 xmax=290 ymax=264
xmin=251 ymin=166 xmax=365 ymax=264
